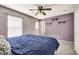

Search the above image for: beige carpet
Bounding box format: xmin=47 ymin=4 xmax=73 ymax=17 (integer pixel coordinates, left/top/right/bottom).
xmin=54 ymin=40 xmax=77 ymax=55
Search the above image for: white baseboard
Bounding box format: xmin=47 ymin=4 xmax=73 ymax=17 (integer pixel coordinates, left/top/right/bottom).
xmin=57 ymin=39 xmax=74 ymax=44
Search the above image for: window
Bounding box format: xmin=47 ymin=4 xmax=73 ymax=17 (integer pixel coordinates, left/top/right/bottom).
xmin=8 ymin=15 xmax=22 ymax=37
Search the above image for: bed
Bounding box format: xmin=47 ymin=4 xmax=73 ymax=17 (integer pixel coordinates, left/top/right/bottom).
xmin=6 ymin=34 xmax=59 ymax=55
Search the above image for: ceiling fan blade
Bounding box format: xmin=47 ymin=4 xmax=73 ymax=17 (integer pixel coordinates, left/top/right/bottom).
xmin=29 ymin=9 xmax=38 ymax=11
xmin=42 ymin=12 xmax=46 ymax=15
xmin=35 ymin=11 xmax=39 ymax=15
xmin=42 ymin=8 xmax=52 ymax=10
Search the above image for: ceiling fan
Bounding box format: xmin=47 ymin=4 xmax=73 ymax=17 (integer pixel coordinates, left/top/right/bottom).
xmin=29 ymin=6 xmax=52 ymax=16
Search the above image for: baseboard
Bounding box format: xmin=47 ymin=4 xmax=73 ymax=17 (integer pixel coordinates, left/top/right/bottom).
xmin=57 ymin=39 xmax=74 ymax=44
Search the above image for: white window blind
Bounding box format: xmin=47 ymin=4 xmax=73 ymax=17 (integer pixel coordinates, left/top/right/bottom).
xmin=8 ymin=15 xmax=22 ymax=37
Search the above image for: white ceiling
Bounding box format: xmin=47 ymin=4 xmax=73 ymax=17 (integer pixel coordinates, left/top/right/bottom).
xmin=1 ymin=4 xmax=75 ymax=19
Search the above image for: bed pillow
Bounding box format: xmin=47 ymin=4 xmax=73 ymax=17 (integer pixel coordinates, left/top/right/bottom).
xmin=0 ymin=35 xmax=11 ymax=55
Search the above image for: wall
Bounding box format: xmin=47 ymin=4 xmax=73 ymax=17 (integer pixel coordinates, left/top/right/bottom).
xmin=44 ymin=13 xmax=74 ymax=42
xmin=0 ymin=6 xmax=38 ymax=37
xmin=74 ymin=5 xmax=79 ymax=54
xmin=0 ymin=12 xmax=7 ymax=36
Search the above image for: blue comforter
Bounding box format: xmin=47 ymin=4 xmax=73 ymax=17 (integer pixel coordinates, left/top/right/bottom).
xmin=6 ymin=34 xmax=59 ymax=55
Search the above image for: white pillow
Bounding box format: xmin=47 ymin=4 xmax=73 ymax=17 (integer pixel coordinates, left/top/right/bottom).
xmin=0 ymin=35 xmax=11 ymax=55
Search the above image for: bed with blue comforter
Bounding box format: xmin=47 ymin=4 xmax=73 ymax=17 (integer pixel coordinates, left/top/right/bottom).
xmin=6 ymin=34 xmax=59 ymax=55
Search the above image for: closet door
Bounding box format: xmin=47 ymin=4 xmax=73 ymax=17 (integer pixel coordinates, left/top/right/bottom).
xmin=74 ymin=5 xmax=79 ymax=54
xmin=35 ymin=20 xmax=40 ymax=35
xmin=39 ymin=21 xmax=45 ymax=36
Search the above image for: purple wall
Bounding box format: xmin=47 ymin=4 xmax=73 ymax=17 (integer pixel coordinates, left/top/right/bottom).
xmin=44 ymin=13 xmax=74 ymax=42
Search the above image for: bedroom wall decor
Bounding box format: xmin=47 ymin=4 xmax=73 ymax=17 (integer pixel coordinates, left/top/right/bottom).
xmin=46 ymin=18 xmax=58 ymax=25
xmin=46 ymin=22 xmax=52 ymax=25
xmin=46 ymin=18 xmax=66 ymax=25
xmin=58 ymin=21 xmax=66 ymax=24
xmin=51 ymin=18 xmax=58 ymax=21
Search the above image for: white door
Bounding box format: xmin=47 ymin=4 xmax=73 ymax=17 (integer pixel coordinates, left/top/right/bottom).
xmin=40 ymin=21 xmax=45 ymax=36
